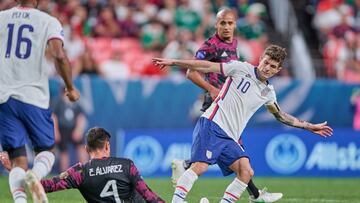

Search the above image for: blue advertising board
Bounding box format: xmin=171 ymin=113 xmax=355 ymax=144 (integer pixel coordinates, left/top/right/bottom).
xmin=117 ymin=127 xmax=360 ymax=177
xmin=49 ymin=77 xmax=359 ymax=130
xmin=243 ymin=128 xmax=360 ymax=177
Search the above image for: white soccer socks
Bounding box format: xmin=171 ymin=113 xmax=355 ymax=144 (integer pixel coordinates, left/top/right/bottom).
xmin=171 ymin=169 xmax=198 ymax=203
xmin=220 ymin=178 xmax=248 ymax=203
xmin=32 ymin=151 xmax=55 ymax=179
xmin=9 ymin=167 xmax=27 ymax=203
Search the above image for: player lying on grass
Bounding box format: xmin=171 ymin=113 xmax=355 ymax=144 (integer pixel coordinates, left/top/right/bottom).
xmin=153 ymin=44 xmax=333 ymax=203
xmin=1 ymin=127 xmax=165 ymax=203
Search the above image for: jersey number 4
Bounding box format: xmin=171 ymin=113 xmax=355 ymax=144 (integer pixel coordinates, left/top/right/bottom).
xmin=4 ymin=24 xmax=33 ymax=59
xmin=100 ymin=180 xmax=124 ymax=203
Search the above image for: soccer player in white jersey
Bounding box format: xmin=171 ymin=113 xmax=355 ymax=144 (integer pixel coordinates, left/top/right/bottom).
xmin=0 ymin=0 xmax=80 ymax=202
xmin=153 ymin=45 xmax=333 ymax=203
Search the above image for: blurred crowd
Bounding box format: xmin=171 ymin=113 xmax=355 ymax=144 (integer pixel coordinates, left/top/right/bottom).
xmin=0 ymin=0 xmax=270 ymax=79
xmin=2 ymin=0 xmax=360 ymax=82
xmin=313 ymin=0 xmax=360 ymax=83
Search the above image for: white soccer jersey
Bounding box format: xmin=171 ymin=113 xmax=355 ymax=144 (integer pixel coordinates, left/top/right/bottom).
xmin=0 ymin=7 xmax=64 ymax=108
xmin=202 ymin=60 xmax=277 ymax=142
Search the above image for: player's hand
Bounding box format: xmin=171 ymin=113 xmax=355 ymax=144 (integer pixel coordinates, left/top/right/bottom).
xmin=0 ymin=151 xmax=11 ymax=171
xmin=306 ymin=121 xmax=333 ymax=137
xmin=65 ymin=87 xmax=80 ymax=102
xmin=209 ymin=86 xmax=221 ymax=100
xmin=152 ymin=58 xmax=174 ymax=69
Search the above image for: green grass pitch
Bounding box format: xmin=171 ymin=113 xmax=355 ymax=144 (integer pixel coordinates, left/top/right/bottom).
xmin=0 ymin=176 xmax=359 ymax=202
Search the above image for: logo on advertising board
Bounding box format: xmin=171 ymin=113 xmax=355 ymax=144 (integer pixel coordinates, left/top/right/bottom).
xmin=265 ymin=134 xmax=307 ymax=174
xmin=124 ymin=136 xmax=163 ymax=176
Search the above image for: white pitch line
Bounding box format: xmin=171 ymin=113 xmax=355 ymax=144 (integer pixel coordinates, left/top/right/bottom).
xmin=195 ymin=197 xmax=360 ymax=203
xmin=283 ymin=198 xmax=360 ymax=203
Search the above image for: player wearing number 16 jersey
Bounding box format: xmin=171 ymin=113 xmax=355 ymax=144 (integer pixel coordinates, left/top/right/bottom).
xmin=41 ymin=127 xmax=165 ymax=203
xmin=0 ymin=1 xmax=80 ymax=202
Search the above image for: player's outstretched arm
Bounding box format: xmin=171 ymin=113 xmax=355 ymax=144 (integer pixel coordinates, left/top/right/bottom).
xmin=266 ymin=102 xmax=333 ymax=137
xmin=153 ymin=58 xmax=220 ymax=74
xmin=41 ymin=163 xmax=83 ymax=193
xmin=186 ymin=70 xmax=220 ymax=100
xmin=129 ymin=161 xmax=165 ymax=203
xmin=48 ymin=39 xmax=80 ymax=102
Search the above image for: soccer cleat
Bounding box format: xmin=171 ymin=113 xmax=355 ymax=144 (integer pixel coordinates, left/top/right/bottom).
xmin=24 ymin=170 xmax=48 ymax=203
xmin=171 ymin=159 xmax=186 ymax=186
xmin=199 ymin=197 xmax=210 ymax=203
xmin=249 ymin=187 xmax=283 ymax=203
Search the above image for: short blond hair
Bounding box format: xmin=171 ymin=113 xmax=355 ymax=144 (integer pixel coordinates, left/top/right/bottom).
xmin=216 ymin=8 xmax=237 ymax=21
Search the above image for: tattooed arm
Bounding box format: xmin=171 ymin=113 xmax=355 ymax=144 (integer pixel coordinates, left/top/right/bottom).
xmin=266 ymin=102 xmax=333 ymax=137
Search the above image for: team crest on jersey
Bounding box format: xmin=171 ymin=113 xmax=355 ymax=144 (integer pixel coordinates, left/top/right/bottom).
xmin=196 ymin=51 xmax=206 ymax=59
xmin=60 ymin=30 xmax=64 ymax=37
xmin=245 ymin=74 xmax=252 ymax=78
xmin=206 ymin=150 xmax=212 ymax=159
xmin=261 ymin=87 xmax=271 ymax=96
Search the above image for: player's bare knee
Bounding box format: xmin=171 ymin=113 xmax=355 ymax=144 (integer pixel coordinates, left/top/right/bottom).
xmin=240 ymin=168 xmax=252 ymax=178
xmin=236 ymin=164 xmax=253 ymax=182
xmin=249 ymin=168 xmax=254 ymax=177
xmin=190 ymin=162 xmax=208 ymax=176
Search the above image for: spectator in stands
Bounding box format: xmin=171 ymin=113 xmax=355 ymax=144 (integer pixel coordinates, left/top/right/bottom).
xmin=118 ymin=8 xmax=140 ymax=38
xmin=37 ymin=0 xmax=54 ymax=13
xmin=322 ymin=33 xmax=344 ymax=77
xmin=93 ymin=6 xmax=121 ymax=38
xmin=165 ymin=25 xmax=178 ymax=44
xmin=52 ymin=89 xmax=88 ymax=172
xmin=141 ymin=19 xmax=167 ymax=50
xmin=157 ymin=0 xmax=177 ymax=26
xmin=210 ymin=0 xmax=232 ymax=13
xmin=175 ymin=0 xmax=202 ymax=33
xmin=133 ymin=0 xmax=158 ymax=25
xmin=351 ymin=0 xmax=360 ymax=30
xmin=351 ymin=88 xmax=360 ymax=131
xmin=162 ymin=29 xmax=199 ymax=76
xmin=236 ymin=0 xmax=251 ymax=18
xmin=162 ymin=29 xmax=198 ymax=60
xmin=70 ymin=5 xmax=92 ymax=37
xmin=236 ymin=3 xmax=268 ymax=65
xmin=99 ymin=50 xmax=131 ymax=79
xmin=110 ymin=0 xmax=130 ymax=22
xmin=237 ymin=3 xmax=267 ymax=40
xmin=332 ymin=9 xmax=355 ymax=39
xmin=335 ymin=30 xmax=360 ymax=82
xmin=194 ymin=1 xmax=216 ymax=40
xmin=82 ymin=0 xmax=103 ymax=29
xmin=73 ymin=46 xmax=101 ymax=77
xmin=57 ymin=0 xmax=81 ymax=20
xmin=313 ymin=1 xmax=353 ymax=44
xmin=64 ymin=31 xmax=85 ymax=64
